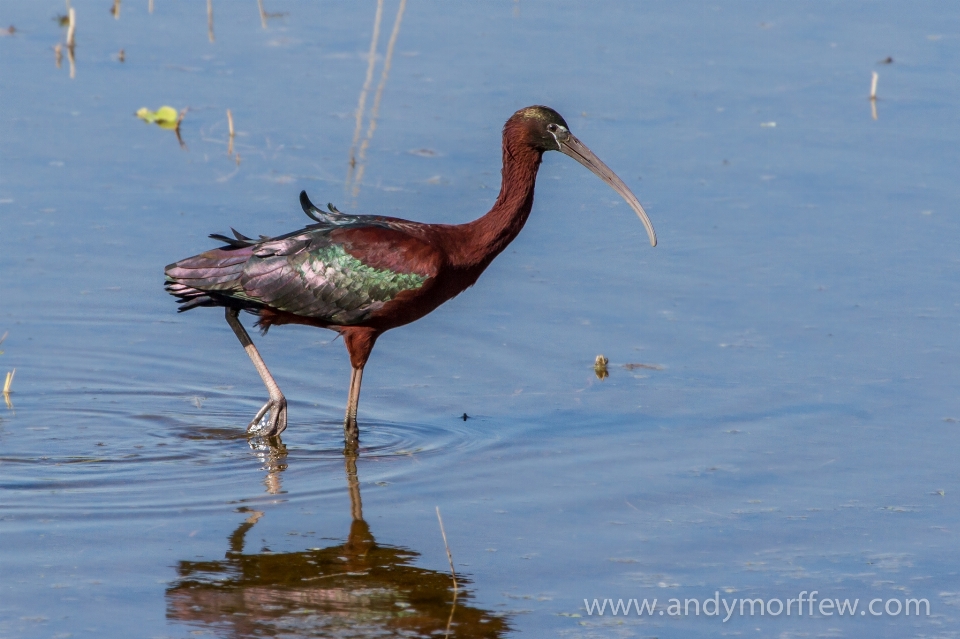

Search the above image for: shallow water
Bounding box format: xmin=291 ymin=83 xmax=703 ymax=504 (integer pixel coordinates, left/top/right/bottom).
xmin=3 ymin=1 xmax=960 ymax=637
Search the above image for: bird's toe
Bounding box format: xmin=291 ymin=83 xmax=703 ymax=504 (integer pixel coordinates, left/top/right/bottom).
xmin=248 ymin=398 xmax=287 ymax=438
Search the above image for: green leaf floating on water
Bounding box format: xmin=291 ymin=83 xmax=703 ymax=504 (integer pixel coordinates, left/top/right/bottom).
xmin=136 ymin=106 xmax=180 ymax=129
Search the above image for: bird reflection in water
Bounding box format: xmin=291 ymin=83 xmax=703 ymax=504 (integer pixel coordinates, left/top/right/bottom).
xmin=166 ymin=443 xmax=509 ymax=637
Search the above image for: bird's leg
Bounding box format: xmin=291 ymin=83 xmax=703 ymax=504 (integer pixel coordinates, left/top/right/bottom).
xmin=344 ymin=366 xmax=363 ymax=446
xmin=341 ymin=327 xmax=378 ymax=446
xmin=224 ymin=307 xmax=287 ymax=437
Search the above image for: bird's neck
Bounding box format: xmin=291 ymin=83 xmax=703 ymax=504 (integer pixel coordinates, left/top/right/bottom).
xmin=449 ymin=141 xmax=543 ymax=270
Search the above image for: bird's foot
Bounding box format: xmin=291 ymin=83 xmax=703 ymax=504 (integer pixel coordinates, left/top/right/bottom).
xmin=343 ymin=415 xmax=359 ymax=447
xmin=247 ymin=397 xmax=287 ymax=438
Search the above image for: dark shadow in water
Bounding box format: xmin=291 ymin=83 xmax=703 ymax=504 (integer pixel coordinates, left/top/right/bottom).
xmin=166 ymin=443 xmax=509 ymax=638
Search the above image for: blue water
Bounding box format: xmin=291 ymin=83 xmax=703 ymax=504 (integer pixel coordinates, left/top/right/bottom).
xmin=2 ymin=1 xmax=960 ymax=637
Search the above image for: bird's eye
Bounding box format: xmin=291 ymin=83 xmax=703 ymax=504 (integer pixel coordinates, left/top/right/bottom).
xmin=547 ymin=123 xmax=558 ymax=132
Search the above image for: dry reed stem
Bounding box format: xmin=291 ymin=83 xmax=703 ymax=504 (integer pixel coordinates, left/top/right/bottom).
xmin=258 ymin=0 xmax=267 ymax=28
xmin=66 ymin=7 xmax=75 ymax=49
xmin=227 ymin=109 xmax=235 ymax=156
xmin=870 ymin=71 xmax=878 ymax=100
xmin=437 ymin=505 xmax=459 ymax=638
xmin=3 ymin=369 xmax=15 ymax=394
xmin=111 ymin=0 xmax=121 ymax=20
xmin=207 ymin=0 xmax=214 ymax=42
xmin=55 ymin=43 xmax=63 ymax=68
xmin=435 ymin=506 xmax=458 ymax=592
xmin=149 ymin=0 xmax=154 ymax=14
xmin=67 ymin=39 xmax=76 ymax=78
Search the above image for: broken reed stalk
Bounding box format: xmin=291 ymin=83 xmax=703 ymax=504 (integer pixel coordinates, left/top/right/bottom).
xmin=149 ymin=0 xmax=154 ymax=14
xmin=66 ymin=7 xmax=76 ymax=50
xmin=55 ymin=43 xmax=63 ymax=68
xmin=67 ymin=36 xmax=76 ymax=78
xmin=207 ymin=0 xmax=214 ymax=42
xmin=258 ymin=0 xmax=267 ymax=28
xmin=3 ymin=369 xmax=14 ymax=394
xmin=111 ymin=0 xmax=121 ymax=20
xmin=227 ymin=109 xmax=235 ymax=155
xmin=870 ymin=71 xmax=879 ymax=101
xmin=436 ymin=506 xmax=458 ymax=592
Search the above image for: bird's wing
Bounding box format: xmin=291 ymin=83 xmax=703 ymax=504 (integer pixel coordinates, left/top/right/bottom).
xmin=235 ymin=224 xmax=440 ymax=324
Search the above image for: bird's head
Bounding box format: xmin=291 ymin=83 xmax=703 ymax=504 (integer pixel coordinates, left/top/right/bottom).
xmin=506 ymin=105 xmax=657 ymax=247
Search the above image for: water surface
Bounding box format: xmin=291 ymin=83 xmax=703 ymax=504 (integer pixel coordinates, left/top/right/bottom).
xmin=2 ymin=2 xmax=960 ymax=637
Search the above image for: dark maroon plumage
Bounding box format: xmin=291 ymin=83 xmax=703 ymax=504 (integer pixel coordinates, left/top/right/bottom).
xmin=165 ymin=106 xmax=656 ymax=442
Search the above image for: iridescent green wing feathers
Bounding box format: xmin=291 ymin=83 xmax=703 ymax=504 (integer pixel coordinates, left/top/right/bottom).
xmin=165 ymin=196 xmax=438 ymax=325
xmin=238 ymin=236 xmax=431 ymax=324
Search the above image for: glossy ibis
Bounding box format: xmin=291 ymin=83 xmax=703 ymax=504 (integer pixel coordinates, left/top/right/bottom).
xmin=165 ymin=106 xmax=657 ymax=443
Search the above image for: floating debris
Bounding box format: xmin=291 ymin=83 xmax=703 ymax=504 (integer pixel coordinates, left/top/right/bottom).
xmin=136 ymin=105 xmax=180 ymax=126
xmin=137 ymin=106 xmax=187 ymax=148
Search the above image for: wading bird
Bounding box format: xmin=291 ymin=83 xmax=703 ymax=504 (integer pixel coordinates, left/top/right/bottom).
xmin=165 ymin=106 xmax=657 ymax=443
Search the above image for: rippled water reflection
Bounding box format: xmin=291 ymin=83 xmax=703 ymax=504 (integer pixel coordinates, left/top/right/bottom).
xmin=167 ymin=452 xmax=508 ymax=638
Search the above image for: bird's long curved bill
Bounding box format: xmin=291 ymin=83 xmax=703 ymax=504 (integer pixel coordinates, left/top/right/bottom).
xmin=559 ymin=134 xmax=657 ymax=247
